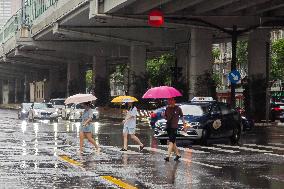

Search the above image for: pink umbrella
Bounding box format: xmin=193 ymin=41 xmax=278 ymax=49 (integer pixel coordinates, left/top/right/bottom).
xmin=142 ymin=86 xmax=182 ymax=99
xmin=65 ymin=94 xmax=97 ymax=105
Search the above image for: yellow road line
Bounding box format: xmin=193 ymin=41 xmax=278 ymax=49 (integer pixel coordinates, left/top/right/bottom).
xmin=101 ymin=176 xmax=138 ymax=189
xmin=59 ymin=155 xmax=137 ymax=188
xmin=59 ymin=155 xmax=83 ymax=167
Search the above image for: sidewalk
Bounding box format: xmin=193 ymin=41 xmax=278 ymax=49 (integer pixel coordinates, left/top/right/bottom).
xmin=0 ymin=104 xmax=20 ymax=110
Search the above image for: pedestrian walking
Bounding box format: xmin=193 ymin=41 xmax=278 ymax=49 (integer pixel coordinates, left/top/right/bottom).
xmin=164 ymin=98 xmax=186 ymax=161
xmin=79 ymin=102 xmax=100 ymax=153
xmin=120 ymin=102 xmax=144 ymax=151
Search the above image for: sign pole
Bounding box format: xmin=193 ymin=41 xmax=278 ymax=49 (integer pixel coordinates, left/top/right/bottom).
xmin=230 ymin=25 xmax=237 ymax=108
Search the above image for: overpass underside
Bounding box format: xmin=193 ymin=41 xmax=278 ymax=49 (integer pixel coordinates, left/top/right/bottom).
xmin=0 ymin=0 xmax=283 ymax=119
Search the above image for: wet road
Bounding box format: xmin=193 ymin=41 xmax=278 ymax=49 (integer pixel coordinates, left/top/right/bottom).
xmin=0 ymin=109 xmax=284 ymax=189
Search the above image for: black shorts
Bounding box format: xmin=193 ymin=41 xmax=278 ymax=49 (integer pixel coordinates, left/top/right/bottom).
xmin=167 ymin=128 xmax=177 ymax=143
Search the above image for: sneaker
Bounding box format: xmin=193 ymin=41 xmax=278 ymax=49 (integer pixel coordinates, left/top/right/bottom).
xmin=164 ymin=157 xmax=169 ymax=162
xmin=120 ymin=148 xmax=127 ymax=151
xmin=139 ymin=145 xmax=144 ymax=151
xmin=174 ymin=155 xmax=181 ymax=161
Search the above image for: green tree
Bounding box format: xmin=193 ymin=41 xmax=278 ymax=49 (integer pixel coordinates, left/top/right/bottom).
xmin=271 ymin=38 xmax=284 ymax=80
xmin=146 ymin=54 xmax=175 ymax=86
xmin=212 ymin=48 xmax=221 ymax=61
xmin=86 ymin=70 xmax=93 ymax=91
xmin=237 ymin=40 xmax=248 ymax=69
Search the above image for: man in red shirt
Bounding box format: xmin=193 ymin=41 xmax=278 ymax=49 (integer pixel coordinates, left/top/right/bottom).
xmin=164 ymin=98 xmax=186 ymax=161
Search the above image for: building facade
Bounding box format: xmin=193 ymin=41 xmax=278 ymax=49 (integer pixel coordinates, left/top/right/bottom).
xmin=0 ymin=0 xmax=21 ymax=28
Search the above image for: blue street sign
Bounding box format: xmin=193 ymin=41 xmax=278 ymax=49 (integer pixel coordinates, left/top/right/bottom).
xmin=228 ymin=70 xmax=241 ymax=84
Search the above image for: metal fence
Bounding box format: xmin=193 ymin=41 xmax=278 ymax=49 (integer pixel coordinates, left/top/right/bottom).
xmin=0 ymin=0 xmax=58 ymax=43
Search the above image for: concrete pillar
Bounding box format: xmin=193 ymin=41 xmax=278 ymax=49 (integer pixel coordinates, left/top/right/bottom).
xmin=176 ymin=44 xmax=190 ymax=100
xmin=47 ymin=68 xmax=67 ymax=99
xmin=248 ymin=29 xmax=270 ymax=121
xmin=128 ymin=44 xmax=146 ymax=97
xmin=67 ymin=63 xmax=85 ymax=97
xmin=93 ymin=56 xmax=109 ymax=106
xmin=189 ymin=28 xmax=214 ymax=99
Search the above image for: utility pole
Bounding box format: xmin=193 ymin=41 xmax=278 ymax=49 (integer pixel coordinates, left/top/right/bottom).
xmin=230 ymin=25 xmax=237 ymax=108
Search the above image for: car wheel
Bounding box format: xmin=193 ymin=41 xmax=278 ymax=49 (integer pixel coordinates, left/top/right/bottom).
xmin=231 ymin=126 xmax=241 ymax=145
xmin=199 ymin=129 xmax=209 ymax=146
xmin=280 ymin=119 xmax=284 ymax=123
xmin=159 ymin=139 xmax=167 ymax=145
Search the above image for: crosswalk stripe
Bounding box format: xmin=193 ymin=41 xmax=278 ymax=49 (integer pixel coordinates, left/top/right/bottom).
xmin=264 ymin=153 xmax=284 ymax=158
xmin=197 ymin=146 xmax=240 ymax=153
xmin=155 ymin=145 xmax=209 ymax=154
xmin=130 ymin=146 xmax=222 ymax=169
xmin=268 ymin=143 xmax=284 ymax=147
xmin=102 ymin=146 xmax=141 ymax=155
xmin=215 ymin=144 xmax=273 ymax=153
xmin=244 ymin=144 xmax=284 ymax=151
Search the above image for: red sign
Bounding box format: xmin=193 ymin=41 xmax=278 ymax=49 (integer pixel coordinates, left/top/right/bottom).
xmin=148 ymin=10 xmax=164 ymax=27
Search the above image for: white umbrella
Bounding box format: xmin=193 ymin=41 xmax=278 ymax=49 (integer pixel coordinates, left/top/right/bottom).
xmin=64 ymin=94 xmax=97 ymax=105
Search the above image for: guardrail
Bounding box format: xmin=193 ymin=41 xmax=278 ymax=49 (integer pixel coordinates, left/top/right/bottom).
xmin=0 ymin=0 xmax=58 ymax=44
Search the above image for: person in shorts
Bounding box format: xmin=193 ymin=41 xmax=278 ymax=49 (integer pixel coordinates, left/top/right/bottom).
xmin=164 ymin=98 xmax=186 ymax=162
xmin=120 ymin=102 xmax=144 ymax=152
xmin=79 ymin=102 xmax=100 ymax=153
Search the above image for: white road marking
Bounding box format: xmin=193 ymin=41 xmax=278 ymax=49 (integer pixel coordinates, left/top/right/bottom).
xmin=264 ymin=153 xmax=284 ymax=158
xmin=179 ymin=147 xmax=210 ymax=154
xmin=244 ymin=144 xmax=284 ymax=151
xmin=129 ymin=146 xmax=222 ymax=169
xmin=102 ymin=146 xmax=141 ymax=155
xmin=215 ymin=144 xmax=273 ymax=153
xmin=268 ymin=143 xmax=284 ymax=147
xmin=198 ymin=146 xmax=240 ymax=153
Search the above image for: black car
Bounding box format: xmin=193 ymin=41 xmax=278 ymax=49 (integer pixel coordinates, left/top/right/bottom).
xmin=270 ymin=102 xmax=284 ymax=122
xmin=154 ymin=99 xmax=242 ymax=145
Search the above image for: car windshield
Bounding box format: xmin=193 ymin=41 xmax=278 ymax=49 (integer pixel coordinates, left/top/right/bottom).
xmin=23 ymin=103 xmax=32 ymax=110
xmin=33 ymin=103 xmax=48 ymax=109
xmin=75 ymin=104 xmax=84 ymax=109
xmin=52 ymin=100 xmax=65 ymax=105
xmin=180 ymin=104 xmax=209 ymax=116
xmin=46 ymin=103 xmax=54 ymax=108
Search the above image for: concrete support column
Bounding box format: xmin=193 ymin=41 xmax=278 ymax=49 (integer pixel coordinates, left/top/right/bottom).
xmin=176 ymin=44 xmax=190 ymax=100
xmin=93 ymin=56 xmax=109 ymax=106
xmin=128 ymin=44 xmax=146 ymax=97
xmin=189 ymin=28 xmax=214 ymax=99
xmin=248 ymin=29 xmax=270 ymax=121
xmin=67 ymin=63 xmax=85 ymax=97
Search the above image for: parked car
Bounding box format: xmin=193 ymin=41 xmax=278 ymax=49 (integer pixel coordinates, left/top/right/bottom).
xmin=18 ymin=103 xmax=33 ymax=119
xmin=61 ymin=104 xmax=73 ymax=120
xmin=154 ymin=97 xmax=242 ymax=145
xmin=49 ymin=98 xmax=66 ymax=115
xmin=28 ymin=103 xmax=59 ymax=122
xmin=280 ymin=111 xmax=284 ymax=123
xmin=270 ymin=102 xmax=284 ymax=122
xmin=69 ymin=104 xmax=99 ymax=122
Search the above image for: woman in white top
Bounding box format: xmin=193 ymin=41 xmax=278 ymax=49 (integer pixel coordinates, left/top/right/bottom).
xmin=121 ymin=102 xmax=144 ymax=151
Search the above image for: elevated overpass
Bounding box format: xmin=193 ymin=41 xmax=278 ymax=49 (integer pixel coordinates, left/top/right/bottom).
xmin=0 ymin=0 xmax=283 ymax=118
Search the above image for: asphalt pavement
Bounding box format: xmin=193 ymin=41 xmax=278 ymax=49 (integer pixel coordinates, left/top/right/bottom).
xmin=0 ymin=109 xmax=283 ymax=189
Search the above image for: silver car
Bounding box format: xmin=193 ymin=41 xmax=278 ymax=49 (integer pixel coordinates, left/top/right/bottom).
xmin=28 ymin=103 xmax=59 ymax=122
xmin=69 ymin=104 xmax=99 ymax=122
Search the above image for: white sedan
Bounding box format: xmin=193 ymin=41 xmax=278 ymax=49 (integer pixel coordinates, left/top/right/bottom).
xmin=28 ymin=103 xmax=59 ymax=122
xmin=69 ymin=104 xmax=99 ymax=122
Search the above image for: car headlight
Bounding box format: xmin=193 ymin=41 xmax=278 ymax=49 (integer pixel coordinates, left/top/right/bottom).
xmin=21 ymin=110 xmax=26 ymax=113
xmin=56 ymin=108 xmax=59 ymax=112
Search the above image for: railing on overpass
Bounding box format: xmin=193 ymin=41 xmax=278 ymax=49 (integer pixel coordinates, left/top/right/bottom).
xmin=24 ymin=0 xmax=59 ymax=26
xmin=0 ymin=0 xmax=58 ymax=44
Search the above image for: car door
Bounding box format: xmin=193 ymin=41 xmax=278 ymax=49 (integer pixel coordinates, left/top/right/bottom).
xmin=208 ymin=103 xmax=223 ymax=138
